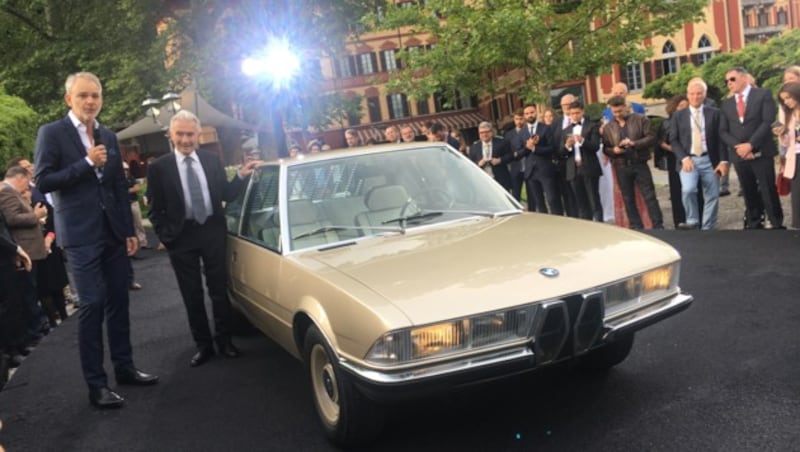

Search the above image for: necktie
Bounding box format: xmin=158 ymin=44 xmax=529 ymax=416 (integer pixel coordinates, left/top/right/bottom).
xmin=692 ymin=109 xmax=703 ymax=156
xmin=185 ymin=157 xmax=208 ymax=224
xmin=736 ymin=94 xmax=746 ymax=119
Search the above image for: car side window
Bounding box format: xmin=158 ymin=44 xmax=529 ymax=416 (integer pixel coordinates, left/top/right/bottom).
xmin=241 ymin=166 xmax=281 ymax=251
xmin=225 ymin=176 xmax=247 ymax=234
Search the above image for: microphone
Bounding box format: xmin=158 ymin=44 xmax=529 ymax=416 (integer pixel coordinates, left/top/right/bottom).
xmin=92 ymin=126 xmax=105 ymax=171
xmin=93 ymin=126 xmax=104 ymax=147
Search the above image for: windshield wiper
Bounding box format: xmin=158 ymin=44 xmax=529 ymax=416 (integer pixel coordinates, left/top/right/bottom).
xmin=291 ymin=225 xmax=353 ymax=241
xmin=291 ymin=225 xmax=402 ymax=241
xmin=382 ymin=211 xmax=443 ymax=226
xmin=433 ymin=209 xmax=519 ymax=218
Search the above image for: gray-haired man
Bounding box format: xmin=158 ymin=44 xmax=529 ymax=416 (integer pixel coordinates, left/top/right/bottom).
xmin=469 ymin=121 xmax=513 ymax=190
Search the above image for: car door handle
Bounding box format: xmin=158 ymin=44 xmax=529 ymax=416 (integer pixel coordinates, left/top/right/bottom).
xmin=231 ymin=251 xmax=237 ymax=263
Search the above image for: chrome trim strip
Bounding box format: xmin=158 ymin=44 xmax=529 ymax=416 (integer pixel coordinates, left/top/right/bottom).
xmin=339 ymin=346 xmax=533 ymax=385
xmin=603 ymin=292 xmax=693 ymax=341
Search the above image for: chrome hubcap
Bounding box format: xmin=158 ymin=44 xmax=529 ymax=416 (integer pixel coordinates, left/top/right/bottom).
xmin=310 ymin=344 xmax=339 ymax=425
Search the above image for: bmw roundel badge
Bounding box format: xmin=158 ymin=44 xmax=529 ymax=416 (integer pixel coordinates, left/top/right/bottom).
xmin=539 ymin=267 xmax=559 ymax=278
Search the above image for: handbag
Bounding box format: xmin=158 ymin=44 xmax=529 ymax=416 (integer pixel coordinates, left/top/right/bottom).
xmin=777 ymin=164 xmax=791 ymax=196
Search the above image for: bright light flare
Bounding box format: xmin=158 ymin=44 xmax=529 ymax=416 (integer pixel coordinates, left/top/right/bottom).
xmin=242 ymin=37 xmax=300 ymax=89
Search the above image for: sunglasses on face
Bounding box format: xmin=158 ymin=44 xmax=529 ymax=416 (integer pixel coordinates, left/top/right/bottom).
xmin=726 ymin=77 xmax=737 ymax=83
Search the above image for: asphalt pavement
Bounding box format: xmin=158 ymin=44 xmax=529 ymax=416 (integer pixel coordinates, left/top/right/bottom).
xmin=1 ymin=218 xmax=799 ymax=451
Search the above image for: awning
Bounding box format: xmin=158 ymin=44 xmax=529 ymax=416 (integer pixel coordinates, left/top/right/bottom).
xmin=353 ymin=110 xmax=485 ymax=144
xmin=117 ymin=84 xmax=262 ymax=141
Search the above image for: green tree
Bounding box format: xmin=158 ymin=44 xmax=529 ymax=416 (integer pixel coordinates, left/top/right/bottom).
xmin=643 ymin=64 xmax=703 ymax=100
xmin=642 ymin=29 xmax=800 ymax=105
xmin=0 ymin=0 xmax=169 ymax=128
xmin=702 ymin=29 xmax=800 ymax=96
xmin=364 ymin=0 xmax=706 ymax=107
xmin=0 ymin=91 xmax=38 ymax=169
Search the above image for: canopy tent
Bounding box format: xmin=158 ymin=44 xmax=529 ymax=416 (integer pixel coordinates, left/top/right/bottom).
xmin=116 ymin=84 xmax=261 ymax=140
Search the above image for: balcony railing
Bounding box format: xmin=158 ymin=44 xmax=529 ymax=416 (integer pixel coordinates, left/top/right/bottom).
xmin=743 ymin=24 xmax=784 ymax=36
xmin=742 ymin=0 xmax=775 ymax=6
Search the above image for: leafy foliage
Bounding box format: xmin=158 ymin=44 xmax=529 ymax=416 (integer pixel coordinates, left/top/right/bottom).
xmin=643 ymin=64 xmax=703 ymax=100
xmin=363 ymin=0 xmax=706 ymax=106
xmin=0 ymin=0 xmax=169 ymax=128
xmin=644 ymin=30 xmax=800 ymax=104
xmin=0 ymin=92 xmax=38 ymax=170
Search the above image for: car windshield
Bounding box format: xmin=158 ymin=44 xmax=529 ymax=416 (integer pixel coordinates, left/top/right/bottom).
xmin=283 ymin=145 xmax=520 ymax=250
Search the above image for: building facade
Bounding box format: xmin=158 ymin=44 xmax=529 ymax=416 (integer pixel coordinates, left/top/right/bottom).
xmin=305 ymin=0 xmax=800 ymax=147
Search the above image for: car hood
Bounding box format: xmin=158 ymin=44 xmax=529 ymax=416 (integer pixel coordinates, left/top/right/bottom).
xmin=294 ymin=214 xmax=681 ymax=326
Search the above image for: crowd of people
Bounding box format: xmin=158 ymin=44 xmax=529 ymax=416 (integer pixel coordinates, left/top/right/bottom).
xmin=0 ymin=157 xmax=73 ymax=390
xmin=329 ymin=72 xmax=796 ymax=231
xmin=2 ymin=64 xmax=798 ymax=412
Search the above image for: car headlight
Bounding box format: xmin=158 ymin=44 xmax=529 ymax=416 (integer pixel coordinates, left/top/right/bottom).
xmin=604 ymin=263 xmax=679 ymax=315
xmin=365 ymin=307 xmax=535 ymax=365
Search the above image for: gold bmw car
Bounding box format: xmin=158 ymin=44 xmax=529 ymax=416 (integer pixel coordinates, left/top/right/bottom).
xmin=224 ymin=142 xmax=692 ymax=447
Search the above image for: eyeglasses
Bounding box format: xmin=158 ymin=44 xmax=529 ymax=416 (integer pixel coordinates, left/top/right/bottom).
xmin=726 ymin=77 xmax=737 ymax=83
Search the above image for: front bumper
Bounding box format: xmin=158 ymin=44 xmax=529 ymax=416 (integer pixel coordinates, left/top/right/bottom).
xmin=339 ymin=291 xmax=693 ymax=401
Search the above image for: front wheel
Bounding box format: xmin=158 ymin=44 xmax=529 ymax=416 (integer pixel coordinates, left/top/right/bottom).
xmin=303 ymin=325 xmax=383 ymax=447
xmin=578 ymin=333 xmax=635 ymax=371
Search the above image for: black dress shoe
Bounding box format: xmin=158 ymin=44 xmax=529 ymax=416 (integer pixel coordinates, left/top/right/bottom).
xmin=115 ymin=367 xmax=159 ymax=386
xmin=190 ymin=347 xmax=215 ymax=367
xmin=719 ymin=189 xmax=731 ymax=197
xmin=89 ymin=387 xmax=124 ymax=409
xmin=677 ymin=222 xmax=699 ymax=230
xmin=217 ymin=340 xmax=240 ymax=358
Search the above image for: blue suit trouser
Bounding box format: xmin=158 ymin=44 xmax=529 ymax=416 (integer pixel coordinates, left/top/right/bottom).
xmin=64 ymin=228 xmax=133 ymax=389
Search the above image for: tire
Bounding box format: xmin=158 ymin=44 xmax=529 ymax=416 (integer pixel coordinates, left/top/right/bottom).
xmin=578 ymin=333 xmax=635 ymax=371
xmin=303 ymin=325 xmax=384 ymax=447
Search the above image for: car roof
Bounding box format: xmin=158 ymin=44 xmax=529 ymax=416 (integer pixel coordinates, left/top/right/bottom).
xmin=260 ymin=142 xmax=453 ymax=168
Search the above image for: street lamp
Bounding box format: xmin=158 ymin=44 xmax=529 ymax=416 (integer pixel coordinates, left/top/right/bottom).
xmin=141 ymin=91 xmax=183 ymax=152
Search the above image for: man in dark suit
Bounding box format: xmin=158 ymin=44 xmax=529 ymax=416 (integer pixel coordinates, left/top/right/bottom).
xmin=0 ymin=166 xmax=49 ymax=344
xmin=602 ymin=96 xmax=663 ymax=229
xmin=148 ymin=110 xmax=259 ymax=368
xmin=670 ymin=78 xmax=729 ymax=230
xmin=384 ymin=125 xmax=402 ymax=144
xmin=0 ymin=210 xmax=32 ymax=387
xmin=562 ymin=100 xmax=603 ymax=221
xmin=504 ymin=109 xmax=527 ymax=201
xmin=35 ymin=72 xmax=158 ymax=409
xmin=515 ymin=104 xmax=563 ymax=214
xmin=429 ymin=122 xmax=461 ymax=149
xmin=469 ymin=121 xmax=512 ymax=190
xmin=554 ymin=94 xmax=579 ymax=217
xmin=719 ymin=67 xmax=784 ymax=229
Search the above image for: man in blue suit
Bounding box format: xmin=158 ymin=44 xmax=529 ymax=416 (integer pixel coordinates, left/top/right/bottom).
xmin=34 ymin=72 xmax=158 ymax=409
